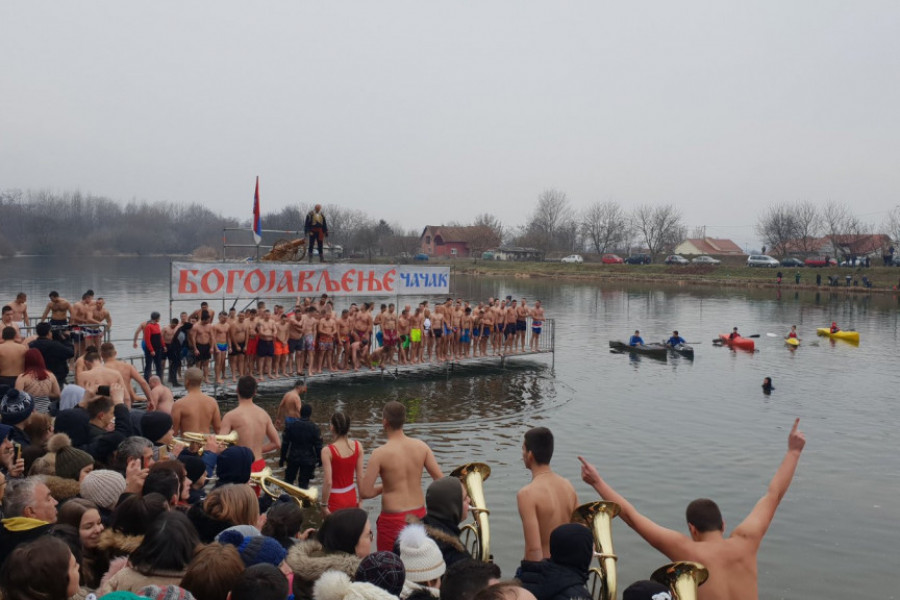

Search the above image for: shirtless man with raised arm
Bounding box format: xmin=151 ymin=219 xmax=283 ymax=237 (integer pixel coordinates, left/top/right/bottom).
xmin=578 ymin=419 xmax=807 ymax=600
xmin=359 ymin=400 xmax=444 ymax=552
xmin=517 ymin=426 xmax=578 ymax=561
xmin=100 ymin=342 xmax=151 ymax=408
xmin=171 ymin=367 xmax=222 ymax=436
xmin=219 ymin=375 xmax=280 ymax=471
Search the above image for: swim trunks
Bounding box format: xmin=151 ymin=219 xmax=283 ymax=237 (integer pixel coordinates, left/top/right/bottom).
xmin=302 ymin=334 xmax=315 ymax=351
xmin=401 ymin=335 xmax=410 ymax=350
xmin=317 ymin=335 xmax=333 ymax=352
xmin=229 ymin=342 xmax=246 ymax=356
xmin=433 ymin=328 xmax=443 ymax=339
xmin=196 ymin=343 xmax=211 ymax=361
xmin=410 ymin=328 xmax=422 ymax=343
xmin=285 ymin=417 xmax=300 ymax=425
xmin=247 ymin=337 xmax=258 ymax=355
xmin=288 ymin=338 xmax=303 ymax=353
xmin=532 ymin=320 xmax=543 ymax=335
xmin=482 ymin=326 xmax=492 ymax=337
xmin=504 ymin=323 xmax=516 ymax=337
xmin=216 ymin=343 xmax=228 ymax=353
xmin=517 ymin=320 xmax=527 ymax=331
xmin=460 ymin=329 xmax=470 ymax=344
xmin=376 ymin=506 xmax=426 ymax=552
xmin=275 ymin=340 xmax=288 ymax=356
xmin=256 ymin=339 xmax=274 ymax=358
xmin=383 ymin=330 xmax=397 ymax=348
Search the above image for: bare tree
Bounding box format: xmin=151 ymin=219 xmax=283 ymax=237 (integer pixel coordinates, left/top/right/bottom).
xmin=791 ymin=201 xmax=822 ymax=254
xmin=526 ymin=188 xmax=573 ymax=252
xmin=821 ymin=201 xmax=861 ymax=261
xmin=473 ymin=213 xmax=504 ymax=245
xmin=631 ymin=204 xmax=685 ymax=255
xmin=884 ymin=206 xmax=900 ymax=247
xmin=581 ymin=201 xmax=630 ymax=254
xmin=756 ymin=204 xmax=798 ymax=257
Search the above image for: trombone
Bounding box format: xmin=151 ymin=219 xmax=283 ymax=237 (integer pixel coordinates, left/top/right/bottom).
xmin=451 ymin=462 xmax=491 ymax=562
xmin=571 ymin=501 xmax=620 ymax=600
xmin=650 ymin=561 xmax=708 ymax=600
xmin=172 ymin=431 xmax=239 ymax=455
xmin=250 ymin=466 xmax=318 ymax=506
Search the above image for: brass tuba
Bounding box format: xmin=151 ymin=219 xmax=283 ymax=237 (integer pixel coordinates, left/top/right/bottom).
xmin=250 ymin=467 xmax=319 ymax=506
xmin=450 ymin=462 xmax=491 ymax=562
xmin=173 ymin=431 xmax=240 ymax=455
xmin=650 ymin=561 xmax=708 ymax=600
xmin=571 ymin=501 xmax=620 ymax=600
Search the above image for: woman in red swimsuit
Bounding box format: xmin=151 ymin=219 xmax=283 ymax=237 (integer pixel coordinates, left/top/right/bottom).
xmin=320 ymin=412 xmax=365 ymax=516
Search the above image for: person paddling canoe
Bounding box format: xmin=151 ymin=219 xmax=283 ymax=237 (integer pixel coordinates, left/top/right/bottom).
xmin=830 ymin=321 xmax=840 ymax=333
xmin=729 ymin=326 xmax=740 ymax=340
xmin=628 ymin=330 xmax=644 ymax=347
xmin=786 ymin=325 xmax=800 ymax=341
xmin=666 ymin=330 xmax=687 ymax=347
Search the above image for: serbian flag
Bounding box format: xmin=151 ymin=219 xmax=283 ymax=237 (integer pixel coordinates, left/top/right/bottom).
xmin=252 ymin=176 xmax=262 ymax=245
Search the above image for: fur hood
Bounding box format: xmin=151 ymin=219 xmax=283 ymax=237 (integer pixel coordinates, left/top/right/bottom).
xmin=287 ymin=539 xmax=361 ymax=587
xmin=314 ymin=570 xmax=397 ymax=600
xmin=44 ymin=475 xmax=81 ymax=504
xmin=96 ymin=528 xmax=143 ymax=556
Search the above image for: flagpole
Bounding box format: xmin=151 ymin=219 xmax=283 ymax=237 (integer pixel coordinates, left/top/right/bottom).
xmin=253 ymin=176 xmax=261 ymax=261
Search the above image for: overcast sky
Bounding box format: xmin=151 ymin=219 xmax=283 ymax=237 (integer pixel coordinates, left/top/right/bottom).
xmin=2 ymin=2 xmax=898 ymax=249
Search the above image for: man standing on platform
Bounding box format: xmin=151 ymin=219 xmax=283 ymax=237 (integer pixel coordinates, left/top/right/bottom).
xmin=305 ymin=204 xmax=328 ymax=263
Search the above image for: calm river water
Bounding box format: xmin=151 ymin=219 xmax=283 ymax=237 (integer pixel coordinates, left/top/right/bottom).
xmin=2 ymin=256 xmax=897 ymax=599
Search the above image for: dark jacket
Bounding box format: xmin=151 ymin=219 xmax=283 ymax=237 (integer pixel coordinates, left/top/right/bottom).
xmin=518 ymin=559 xmax=591 ymax=600
xmin=186 ymin=502 xmax=234 ymax=543
xmin=29 ymin=337 xmax=74 ymax=383
xmin=0 ymin=517 xmax=53 ymax=566
xmin=304 ymin=211 xmax=328 ymax=236
xmin=393 ymin=513 xmax=471 ymax=567
xmin=55 ymin=404 xmax=134 ymax=456
xmin=280 ymin=418 xmax=323 ymax=467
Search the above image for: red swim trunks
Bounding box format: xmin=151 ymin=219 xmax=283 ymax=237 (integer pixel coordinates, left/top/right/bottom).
xmin=376 ymin=506 xmax=426 ymax=552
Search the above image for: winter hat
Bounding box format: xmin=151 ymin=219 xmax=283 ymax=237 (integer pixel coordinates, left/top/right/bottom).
xmin=355 ymin=551 xmax=406 ymax=596
xmin=215 ymin=446 xmax=253 ymax=486
xmin=140 ymin=412 xmax=173 ymax=444
xmin=0 ymin=423 xmax=13 ymax=442
xmin=178 ymin=455 xmax=206 ymax=483
xmin=397 ymin=524 xmax=446 ymax=584
xmin=425 ymin=477 xmax=463 ymax=525
xmin=1 ymin=388 xmax=34 ymax=425
xmin=219 ymin=529 xmax=286 ymax=567
xmin=48 ymin=433 xmax=95 ymax=481
xmin=313 ymin=570 xmax=398 ymax=600
xmin=137 ymin=586 xmax=196 ymax=600
xmin=214 ymin=524 xmax=261 ymax=542
xmin=549 ymin=523 xmax=594 ymax=574
xmin=622 ymin=580 xmax=672 ymax=600
xmin=81 ymin=469 xmax=127 ymax=510
xmin=59 ymin=384 xmax=86 ymax=411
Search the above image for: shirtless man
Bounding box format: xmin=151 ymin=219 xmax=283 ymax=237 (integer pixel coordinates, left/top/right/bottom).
xmin=516 ymin=298 xmax=529 ymax=352
xmin=529 ymin=301 xmax=545 ymax=352
xmin=255 ymin=310 xmax=277 ymax=380
xmin=219 ymin=375 xmax=280 ymax=470
xmin=275 ymin=313 xmax=291 ymax=377
xmin=275 ymin=380 xmax=305 ymax=429
xmin=40 ymin=291 xmax=72 ymax=342
xmin=397 ymin=307 xmax=411 ymax=365
xmin=504 ymin=300 xmax=519 ymax=354
xmin=580 ymin=420 xmax=806 ymax=600
xmin=212 ymin=312 xmax=232 ymax=384
xmin=430 ymin=308 xmax=445 ymax=362
xmin=380 ymin=304 xmax=398 ymax=366
xmin=8 ymin=293 xmax=29 ymax=337
xmin=147 ymin=376 xmax=174 ymax=414
xmin=479 ymin=306 xmax=494 ymax=357
xmin=336 ymin=309 xmax=353 ymax=370
xmin=409 ymin=306 xmax=423 ymax=364
xmin=245 ymin=309 xmax=259 ymax=376
xmin=353 ymin=303 xmax=373 ymax=347
xmin=296 ymin=307 xmax=318 ymax=375
xmin=100 ymin=342 xmax=152 ymax=408
xmin=460 ymin=307 xmax=474 ymax=358
xmin=71 ymin=291 xmax=100 ymax=356
xmin=191 ymin=312 xmax=214 ymax=384
xmin=359 ymin=400 xmax=443 ymax=552
xmin=316 ymin=307 xmax=337 ymax=373
xmin=517 ymin=426 xmax=578 ymax=561
xmin=89 ymin=297 xmax=112 ymax=348
xmin=229 ymin=311 xmax=248 ymax=380
xmin=78 ymin=351 xmax=126 ymax=389
xmin=172 ymin=367 xmax=222 ymax=436
xmin=0 ymin=327 xmax=27 ymax=388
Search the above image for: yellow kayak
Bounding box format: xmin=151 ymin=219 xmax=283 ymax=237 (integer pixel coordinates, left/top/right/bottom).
xmin=785 ymin=337 xmax=800 ymax=347
xmin=816 ymin=328 xmax=860 ymax=343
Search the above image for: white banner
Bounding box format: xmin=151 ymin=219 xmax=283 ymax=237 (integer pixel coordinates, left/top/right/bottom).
xmin=171 ymin=262 xmax=450 ymax=300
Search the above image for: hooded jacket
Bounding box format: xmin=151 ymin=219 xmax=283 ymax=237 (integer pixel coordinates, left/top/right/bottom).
xmin=0 ymin=516 xmax=53 ymax=566
xmin=518 ymin=560 xmax=591 ymax=600
xmin=286 ymin=539 xmax=361 ymax=600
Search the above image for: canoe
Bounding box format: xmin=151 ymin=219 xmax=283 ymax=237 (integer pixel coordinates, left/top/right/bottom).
xmin=609 ymin=340 xmax=668 ymax=360
xmin=816 ymin=328 xmax=860 ymax=343
xmin=718 ymin=334 xmax=755 ymax=351
xmin=667 ymin=343 xmax=695 ymax=359
xmin=785 ymin=337 xmax=800 ymax=347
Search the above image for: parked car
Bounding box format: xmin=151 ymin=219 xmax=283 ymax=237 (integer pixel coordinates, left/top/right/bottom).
xmin=413 ymin=253 xmax=429 ymax=261
xmin=624 ymin=254 xmax=652 ymax=265
xmin=692 ymin=255 xmax=721 ymax=265
xmin=561 ymin=254 xmax=584 ymax=264
xmin=747 ymin=255 xmax=780 ymax=268
xmin=840 ymin=257 xmax=865 ymax=267
xmin=664 ymin=254 xmax=690 ymax=265
xmin=804 ymin=256 xmax=837 ymax=267
xmin=780 ymin=257 xmax=804 ymax=268
xmin=601 ymin=254 xmax=624 ymax=264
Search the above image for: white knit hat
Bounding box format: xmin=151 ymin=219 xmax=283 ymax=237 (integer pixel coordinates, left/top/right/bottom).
xmin=80 ymin=469 xmax=126 ymax=510
xmin=397 ymin=524 xmax=446 ymax=584
xmin=314 ymin=570 xmax=397 ymax=600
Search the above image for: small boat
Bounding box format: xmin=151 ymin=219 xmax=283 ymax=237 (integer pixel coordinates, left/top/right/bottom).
xmin=718 ymin=334 xmax=755 ymax=351
xmin=785 ymin=337 xmax=800 ymax=347
xmin=609 ymin=340 xmax=668 ymax=360
xmin=666 ymin=343 xmax=695 ymax=359
xmin=816 ymin=328 xmax=860 ymax=343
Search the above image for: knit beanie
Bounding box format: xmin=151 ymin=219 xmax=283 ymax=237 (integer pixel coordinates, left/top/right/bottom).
xmin=81 ymin=469 xmax=127 ymax=510
xmin=425 ymin=477 xmax=463 ymax=526
xmin=178 ymin=455 xmax=206 ymax=483
xmin=355 ymin=551 xmax=406 ymax=596
xmin=549 ymin=523 xmax=594 ymax=574
xmin=397 ymin=524 xmax=446 ymax=583
xmin=137 ymin=586 xmax=196 ymax=600
xmin=215 ymin=446 xmax=253 ymax=486
xmin=622 ymin=581 xmax=672 ymax=600
xmin=48 ymin=433 xmax=95 ymax=481
xmin=0 ymin=423 xmax=13 ymax=442
xmin=140 ymin=412 xmax=173 ymax=444
xmin=219 ymin=529 xmax=286 ymax=567
xmin=313 ymin=570 xmax=398 ymax=600
xmin=1 ymin=388 xmax=34 ymax=425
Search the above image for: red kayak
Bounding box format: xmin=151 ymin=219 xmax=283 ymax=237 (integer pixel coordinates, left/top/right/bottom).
xmin=719 ymin=334 xmax=755 ymax=351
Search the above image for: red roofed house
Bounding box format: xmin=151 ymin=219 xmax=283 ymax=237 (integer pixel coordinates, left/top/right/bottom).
xmin=674 ymin=238 xmax=745 ymax=256
xmin=420 ymin=225 xmax=501 ymax=258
